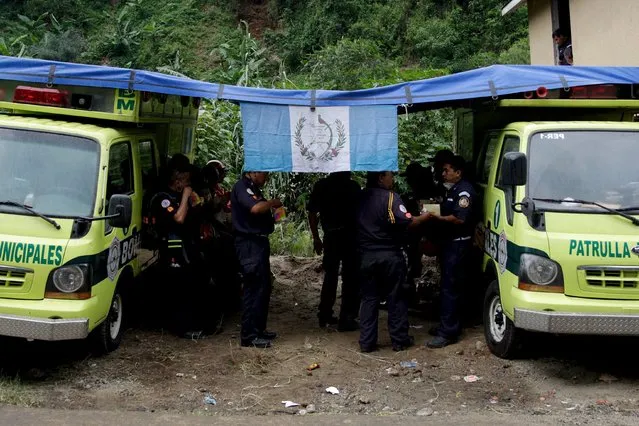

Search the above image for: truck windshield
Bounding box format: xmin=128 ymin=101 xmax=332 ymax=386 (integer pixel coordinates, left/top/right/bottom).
xmin=528 ymin=130 xmax=639 ymax=211
xmin=0 ymin=128 xmax=99 ymax=218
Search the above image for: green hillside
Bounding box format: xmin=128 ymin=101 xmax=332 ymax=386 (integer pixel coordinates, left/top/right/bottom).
xmin=0 ymin=0 xmax=529 ymax=254
xmin=0 ymin=0 xmax=528 ymax=85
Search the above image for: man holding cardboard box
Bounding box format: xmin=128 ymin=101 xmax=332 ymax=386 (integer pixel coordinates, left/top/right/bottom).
xmin=425 ymin=155 xmax=477 ymax=349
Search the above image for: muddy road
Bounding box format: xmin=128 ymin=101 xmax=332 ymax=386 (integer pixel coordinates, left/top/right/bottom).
xmin=1 ymin=256 xmax=639 ymax=423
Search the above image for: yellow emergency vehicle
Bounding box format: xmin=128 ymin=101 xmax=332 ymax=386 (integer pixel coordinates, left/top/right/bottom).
xmin=455 ymin=85 xmax=639 ymax=358
xmin=0 ymin=80 xmax=199 ymax=353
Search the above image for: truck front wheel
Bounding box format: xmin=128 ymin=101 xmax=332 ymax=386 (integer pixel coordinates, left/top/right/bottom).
xmin=91 ymin=288 xmax=125 ymax=354
xmin=483 ymin=280 xmax=521 ymax=359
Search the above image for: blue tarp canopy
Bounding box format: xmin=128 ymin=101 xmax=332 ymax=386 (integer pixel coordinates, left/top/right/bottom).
xmin=2 ymin=55 xmax=639 ymax=107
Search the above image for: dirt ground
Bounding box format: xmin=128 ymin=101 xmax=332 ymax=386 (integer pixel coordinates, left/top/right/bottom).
xmin=1 ymin=256 xmax=639 ymax=422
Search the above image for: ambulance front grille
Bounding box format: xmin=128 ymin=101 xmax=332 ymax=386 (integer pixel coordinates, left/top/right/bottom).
xmin=579 ymin=266 xmax=639 ymax=289
xmin=0 ymin=266 xmax=30 ymax=288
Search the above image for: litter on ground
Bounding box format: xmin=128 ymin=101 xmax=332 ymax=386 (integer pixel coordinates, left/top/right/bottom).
xmin=463 ymin=375 xmax=480 ymax=383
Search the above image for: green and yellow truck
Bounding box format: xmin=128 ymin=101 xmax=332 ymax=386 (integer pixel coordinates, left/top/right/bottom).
xmin=454 ymin=86 xmax=639 ymax=358
xmin=0 ymin=81 xmax=199 ymax=353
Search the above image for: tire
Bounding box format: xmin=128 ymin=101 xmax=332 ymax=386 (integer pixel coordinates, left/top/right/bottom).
xmin=91 ymin=287 xmax=125 ymax=355
xmin=483 ymin=280 xmax=522 ymax=359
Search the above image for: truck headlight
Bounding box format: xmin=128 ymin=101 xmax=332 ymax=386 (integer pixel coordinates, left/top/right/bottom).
xmin=52 ymin=265 xmax=88 ymax=293
xmin=519 ymin=254 xmax=563 ymax=292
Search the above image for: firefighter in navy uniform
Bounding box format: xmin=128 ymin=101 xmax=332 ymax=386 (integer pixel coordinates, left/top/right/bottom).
xmin=426 ymin=155 xmax=477 ymax=349
xmin=231 ymin=171 xmax=282 ymax=349
xmin=149 ymin=165 xmax=207 ymax=338
xmin=200 ymin=162 xmax=242 ymax=315
xmin=356 ymin=171 xmax=430 ymax=353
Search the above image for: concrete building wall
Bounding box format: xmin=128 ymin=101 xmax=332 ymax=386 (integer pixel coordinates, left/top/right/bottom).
xmin=524 ymin=0 xmax=639 ymax=66
xmin=527 ymin=0 xmax=554 ymax=65
xmin=569 ymin=0 xmax=639 ymax=66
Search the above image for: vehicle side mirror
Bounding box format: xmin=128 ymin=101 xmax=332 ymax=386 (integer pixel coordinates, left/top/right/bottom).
xmin=501 ymin=152 xmax=527 ymax=186
xmin=107 ymin=194 xmax=132 ymax=228
xmin=514 ymin=196 xmax=535 ymax=215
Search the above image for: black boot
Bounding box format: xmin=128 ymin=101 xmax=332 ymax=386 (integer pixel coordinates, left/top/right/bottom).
xmin=241 ymin=338 xmax=272 ymax=348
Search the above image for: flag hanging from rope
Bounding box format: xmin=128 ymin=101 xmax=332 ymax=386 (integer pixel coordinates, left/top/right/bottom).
xmin=240 ymin=103 xmax=398 ymax=172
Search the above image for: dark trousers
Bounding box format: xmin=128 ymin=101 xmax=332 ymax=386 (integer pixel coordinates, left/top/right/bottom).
xmin=169 ymin=265 xmax=202 ymax=334
xmin=358 ymin=250 xmax=410 ymax=349
xmin=234 ymin=235 xmax=271 ymax=342
xmin=404 ymin=234 xmax=423 ymax=305
xmin=161 ymin=244 xmax=213 ymax=335
xmin=207 ymin=229 xmax=242 ymax=313
xmin=406 ymin=234 xmax=423 ymax=281
xmin=319 ymin=230 xmax=359 ymax=322
xmin=438 ymin=239 xmax=471 ymax=339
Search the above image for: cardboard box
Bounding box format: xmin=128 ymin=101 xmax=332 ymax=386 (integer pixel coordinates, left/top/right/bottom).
xmin=421 ymin=202 xmax=440 ymax=216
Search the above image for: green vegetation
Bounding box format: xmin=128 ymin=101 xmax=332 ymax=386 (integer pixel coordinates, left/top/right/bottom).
xmin=270 ymin=219 xmax=315 ymax=257
xmin=0 ymin=376 xmax=40 ymax=406
xmin=0 ymin=0 xmax=528 ymax=254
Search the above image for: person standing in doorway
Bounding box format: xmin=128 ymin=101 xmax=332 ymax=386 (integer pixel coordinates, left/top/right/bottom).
xmin=553 ymin=28 xmax=573 ymax=65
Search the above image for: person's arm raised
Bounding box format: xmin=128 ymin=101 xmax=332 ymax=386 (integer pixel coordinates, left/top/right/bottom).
xmin=250 ymin=198 xmax=282 ymax=215
xmin=173 ymin=186 xmax=193 ymax=224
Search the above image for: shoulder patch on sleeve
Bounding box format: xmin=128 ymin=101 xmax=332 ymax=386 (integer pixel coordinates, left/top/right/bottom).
xmin=458 ymin=191 xmax=471 ymax=197
xmin=399 ymin=204 xmax=407 ymax=213
xmin=458 ymin=196 xmax=470 ymax=208
xmin=246 ymin=188 xmax=255 ymax=196
xmin=161 ymin=199 xmax=170 ymax=208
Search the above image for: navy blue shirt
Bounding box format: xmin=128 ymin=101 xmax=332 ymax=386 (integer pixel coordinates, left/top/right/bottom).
xmin=356 ymin=187 xmax=413 ymax=251
xmin=231 ymin=176 xmax=275 ymax=236
xmin=150 ymin=189 xmax=183 ymax=238
xmin=440 ymin=179 xmax=476 ymax=240
xmin=307 ymin=174 xmax=361 ymax=233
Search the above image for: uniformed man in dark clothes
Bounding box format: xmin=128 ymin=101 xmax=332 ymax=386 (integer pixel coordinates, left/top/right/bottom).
xmin=200 ymin=162 xmax=241 ymax=315
xmin=357 ymin=171 xmax=430 ymax=353
xmin=150 ymin=162 xmax=206 ymax=338
xmin=426 ymin=155 xmax=477 ymax=348
xmin=231 ymin=171 xmax=282 ymax=348
xmin=308 ymin=171 xmax=361 ymax=331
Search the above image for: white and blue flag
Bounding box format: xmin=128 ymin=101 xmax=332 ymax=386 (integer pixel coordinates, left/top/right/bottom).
xmin=241 ymin=103 xmax=398 ymax=172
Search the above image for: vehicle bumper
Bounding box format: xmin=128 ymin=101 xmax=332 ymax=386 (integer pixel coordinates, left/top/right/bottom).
xmin=0 ymin=313 xmax=88 ymax=340
xmin=514 ymin=309 xmax=639 ymax=335
xmin=509 ymin=286 xmax=639 ymax=335
xmin=0 ymin=296 xmax=99 ymax=340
